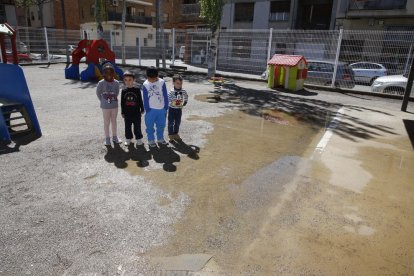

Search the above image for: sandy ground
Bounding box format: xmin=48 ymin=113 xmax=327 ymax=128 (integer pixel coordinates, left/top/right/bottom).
xmin=1 ymin=64 xmax=414 ymax=275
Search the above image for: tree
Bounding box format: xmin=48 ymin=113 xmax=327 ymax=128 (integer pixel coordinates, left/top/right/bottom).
xmin=94 ymin=0 xmax=106 ymax=39
xmin=15 ymin=0 xmax=51 ymax=27
xmin=199 ymin=0 xmax=225 ymax=77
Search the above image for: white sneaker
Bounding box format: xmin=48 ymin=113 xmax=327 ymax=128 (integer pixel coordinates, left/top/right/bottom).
xmin=104 ymin=137 xmax=111 ymax=146
xmin=148 ymin=141 xmax=157 ymax=148
xmin=124 ymin=139 xmax=131 ymax=146
xmin=157 ymin=139 xmax=168 ymax=145
xmin=113 ymin=136 xmax=122 ymax=144
xmin=136 ymin=139 xmax=143 ymax=146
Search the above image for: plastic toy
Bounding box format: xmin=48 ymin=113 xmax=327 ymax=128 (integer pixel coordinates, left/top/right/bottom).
xmin=65 ymin=39 xmax=123 ymax=82
xmin=0 ymin=23 xmax=41 ymax=144
xmin=267 ymin=55 xmax=307 ymax=91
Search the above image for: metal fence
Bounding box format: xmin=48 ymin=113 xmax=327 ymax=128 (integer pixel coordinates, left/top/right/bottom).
xmin=6 ymin=26 xmax=414 ymax=97
xmin=12 ymin=27 xmax=81 ymax=63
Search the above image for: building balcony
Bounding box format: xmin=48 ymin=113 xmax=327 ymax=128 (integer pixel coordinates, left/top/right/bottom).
xmin=107 ymin=11 xmax=152 ymax=25
xmin=182 ymin=3 xmax=200 ymax=16
xmin=348 ymin=0 xmax=407 ymax=10
xmin=269 ymin=12 xmax=289 ymax=21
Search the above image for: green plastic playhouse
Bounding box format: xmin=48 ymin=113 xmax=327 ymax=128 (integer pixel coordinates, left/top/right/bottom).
xmin=267 ymin=55 xmax=308 ymax=91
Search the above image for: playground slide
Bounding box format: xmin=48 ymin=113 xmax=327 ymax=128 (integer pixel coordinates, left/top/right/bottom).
xmin=0 ymin=63 xmax=41 ymax=143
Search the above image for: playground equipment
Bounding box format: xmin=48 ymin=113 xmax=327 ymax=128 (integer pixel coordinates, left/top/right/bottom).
xmin=267 ymin=55 xmax=308 ymax=92
xmin=0 ymin=23 xmax=41 ymax=144
xmin=65 ymin=39 xmax=123 ymax=82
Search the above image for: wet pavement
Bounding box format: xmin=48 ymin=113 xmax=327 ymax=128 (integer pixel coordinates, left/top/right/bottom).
xmin=1 ymin=64 xmax=414 ymax=275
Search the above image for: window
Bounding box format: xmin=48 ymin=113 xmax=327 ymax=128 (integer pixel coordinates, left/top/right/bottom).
xmin=231 ymin=39 xmax=251 ymax=58
xmin=270 ymin=1 xmax=290 ymax=21
xmin=144 ymin=38 xmax=148 ymax=47
xmin=319 ymin=63 xmax=333 ymax=72
xmin=31 ymin=12 xmax=35 ymax=21
xmin=138 ymin=9 xmax=145 ymax=17
xmin=0 ymin=5 xmax=6 ymax=23
xmin=234 ymin=3 xmax=254 ymax=22
xmin=163 ymin=13 xmax=169 ymax=22
xmin=127 ymin=7 xmax=136 ymax=16
xmin=90 ymin=4 xmax=95 ymax=16
xmin=349 ymin=0 xmax=406 ymax=10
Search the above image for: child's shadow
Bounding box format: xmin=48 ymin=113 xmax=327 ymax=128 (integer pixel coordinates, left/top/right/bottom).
xmin=104 ymin=144 xmax=129 ymax=169
xmin=150 ymin=144 xmax=181 ymax=172
xmin=170 ymin=139 xmax=200 ymax=160
xmin=128 ymin=144 xmax=152 ymax=168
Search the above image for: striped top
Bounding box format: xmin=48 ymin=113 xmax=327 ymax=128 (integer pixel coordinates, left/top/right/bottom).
xmin=168 ymin=88 xmax=188 ymax=109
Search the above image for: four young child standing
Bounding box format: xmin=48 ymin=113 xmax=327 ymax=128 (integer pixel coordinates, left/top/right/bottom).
xmin=97 ymin=65 xmax=188 ymax=147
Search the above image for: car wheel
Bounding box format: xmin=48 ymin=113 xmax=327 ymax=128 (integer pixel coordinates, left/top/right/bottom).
xmin=384 ymin=87 xmax=405 ymax=95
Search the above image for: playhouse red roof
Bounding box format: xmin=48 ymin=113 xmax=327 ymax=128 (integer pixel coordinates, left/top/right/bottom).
xmin=267 ymin=54 xmax=306 ymax=66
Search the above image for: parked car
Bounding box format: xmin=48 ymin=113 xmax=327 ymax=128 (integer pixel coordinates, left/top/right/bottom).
xmin=371 ymin=74 xmax=411 ymax=95
xmin=349 ymin=62 xmax=387 ymax=85
xmin=306 ymin=60 xmax=355 ymax=88
xmin=5 ymin=52 xmax=32 ymax=64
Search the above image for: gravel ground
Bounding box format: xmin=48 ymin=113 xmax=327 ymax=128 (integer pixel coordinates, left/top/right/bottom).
xmin=0 ymin=63 xmax=413 ymax=275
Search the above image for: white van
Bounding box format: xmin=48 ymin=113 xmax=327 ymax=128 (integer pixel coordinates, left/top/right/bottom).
xmin=179 ymin=46 xmax=185 ymax=60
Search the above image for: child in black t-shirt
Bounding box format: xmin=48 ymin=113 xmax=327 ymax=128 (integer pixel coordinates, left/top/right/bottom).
xmin=121 ymin=71 xmax=145 ymax=146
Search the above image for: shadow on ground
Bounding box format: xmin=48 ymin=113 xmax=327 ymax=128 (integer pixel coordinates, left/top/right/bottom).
xmin=0 ymin=132 xmax=41 ymax=155
xmin=103 ymin=141 xmax=198 ymax=172
xmin=403 ymin=119 xmax=414 ymax=150
xmin=208 ymin=83 xmax=398 ymax=142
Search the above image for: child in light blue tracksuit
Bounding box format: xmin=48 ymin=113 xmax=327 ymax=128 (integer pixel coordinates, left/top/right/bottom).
xmin=141 ymin=67 xmax=169 ymax=147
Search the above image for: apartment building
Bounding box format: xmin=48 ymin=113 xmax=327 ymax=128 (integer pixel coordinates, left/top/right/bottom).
xmin=221 ymin=0 xmax=338 ymax=30
xmin=0 ymin=0 xmax=18 ymax=26
xmin=335 ymin=0 xmax=414 ymax=31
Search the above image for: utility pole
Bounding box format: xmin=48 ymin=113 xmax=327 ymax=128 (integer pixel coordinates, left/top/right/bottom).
xmin=401 ymin=53 xmax=414 ymax=112
xmin=60 ymin=0 xmax=69 ymax=66
xmin=121 ymin=0 xmax=126 ymax=65
xmin=155 ymin=0 xmax=160 ymax=68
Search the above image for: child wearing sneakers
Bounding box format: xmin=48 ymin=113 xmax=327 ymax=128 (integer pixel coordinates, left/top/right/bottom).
xmin=96 ymin=63 xmax=122 ymax=146
xmin=142 ymin=67 xmax=169 ymax=147
xmin=168 ymin=75 xmax=188 ymax=141
xmin=121 ymin=70 xmax=144 ymax=146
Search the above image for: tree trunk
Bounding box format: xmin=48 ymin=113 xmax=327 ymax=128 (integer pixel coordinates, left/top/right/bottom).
xmin=39 ymin=3 xmax=44 ymax=27
xmin=207 ymin=29 xmax=219 ymax=78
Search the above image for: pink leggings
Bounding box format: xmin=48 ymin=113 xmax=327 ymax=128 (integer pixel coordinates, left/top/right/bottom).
xmin=102 ymin=108 xmax=118 ymax=138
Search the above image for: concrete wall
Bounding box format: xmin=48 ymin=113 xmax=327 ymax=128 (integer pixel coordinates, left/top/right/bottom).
xmin=81 ymin=22 xmax=158 ymax=47
xmin=28 ymin=2 xmax=54 ymax=28
xmin=252 ymin=1 xmax=270 ymax=29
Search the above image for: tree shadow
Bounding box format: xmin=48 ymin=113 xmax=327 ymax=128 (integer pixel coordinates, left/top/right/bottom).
xmin=170 ymin=139 xmax=200 ymax=160
xmin=149 ymin=144 xmax=181 ymax=172
xmin=217 ymin=83 xmax=397 ymax=142
xmin=104 ymin=144 xmax=129 ymax=169
xmin=63 ymin=80 xmax=97 ymax=90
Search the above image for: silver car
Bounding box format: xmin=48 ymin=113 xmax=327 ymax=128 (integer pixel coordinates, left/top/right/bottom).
xmin=371 ymin=74 xmax=412 ymax=95
xmin=349 ymin=62 xmax=387 ymax=85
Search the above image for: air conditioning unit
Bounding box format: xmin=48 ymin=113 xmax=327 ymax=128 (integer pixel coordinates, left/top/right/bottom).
xmin=112 ymin=0 xmax=119 ymax=7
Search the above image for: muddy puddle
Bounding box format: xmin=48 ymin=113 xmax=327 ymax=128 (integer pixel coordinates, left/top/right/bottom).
xmin=124 ymin=99 xmax=321 ymax=273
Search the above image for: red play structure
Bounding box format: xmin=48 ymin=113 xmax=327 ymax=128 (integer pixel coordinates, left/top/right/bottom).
xmin=65 ymin=39 xmax=123 ymax=81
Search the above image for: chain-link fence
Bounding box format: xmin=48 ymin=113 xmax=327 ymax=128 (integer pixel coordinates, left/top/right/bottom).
xmin=216 ymin=28 xmax=414 ymax=96
xmin=12 ymin=27 xmax=81 ymax=63
xmin=6 ymin=26 xmax=414 ymax=97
